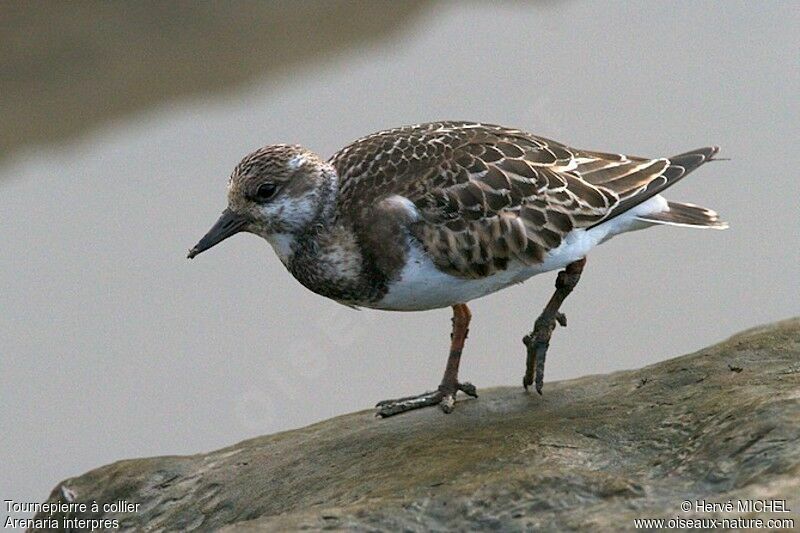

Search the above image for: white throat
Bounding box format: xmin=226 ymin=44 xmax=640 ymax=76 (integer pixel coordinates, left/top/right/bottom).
xmin=266 ymin=233 xmax=296 ymax=265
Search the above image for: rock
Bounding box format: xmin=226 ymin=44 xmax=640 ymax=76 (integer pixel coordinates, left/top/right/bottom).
xmin=32 ymin=319 xmax=800 ymax=531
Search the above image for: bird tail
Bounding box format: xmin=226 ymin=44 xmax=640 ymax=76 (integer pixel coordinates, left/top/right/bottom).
xmin=587 ymin=146 xmax=722 ymax=229
xmin=636 ymin=201 xmax=728 ymax=229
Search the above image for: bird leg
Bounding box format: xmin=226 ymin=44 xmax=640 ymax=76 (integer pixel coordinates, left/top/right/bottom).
xmin=522 ymin=257 xmax=586 ymax=394
xmin=376 ymin=303 xmax=477 ymax=417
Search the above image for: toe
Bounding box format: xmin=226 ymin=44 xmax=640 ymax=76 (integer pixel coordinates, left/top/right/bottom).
xmin=439 ymin=394 xmax=456 ymax=413
xmin=459 ymin=382 xmax=478 ymax=398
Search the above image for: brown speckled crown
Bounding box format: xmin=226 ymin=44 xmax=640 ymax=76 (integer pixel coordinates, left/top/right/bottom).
xmin=329 ymin=121 xmax=720 ymax=279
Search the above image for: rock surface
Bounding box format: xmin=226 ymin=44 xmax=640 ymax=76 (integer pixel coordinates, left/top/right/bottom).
xmin=34 ymin=319 xmax=800 ymax=531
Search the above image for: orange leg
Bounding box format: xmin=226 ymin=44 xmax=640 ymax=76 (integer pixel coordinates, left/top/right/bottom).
xmin=523 ymin=258 xmax=586 ymax=394
xmin=376 ymin=303 xmax=478 ymax=417
xmin=440 ymin=303 xmax=472 ymax=391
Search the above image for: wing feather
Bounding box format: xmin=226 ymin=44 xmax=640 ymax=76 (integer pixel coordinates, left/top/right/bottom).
xmin=329 ymin=122 xmax=716 ymax=278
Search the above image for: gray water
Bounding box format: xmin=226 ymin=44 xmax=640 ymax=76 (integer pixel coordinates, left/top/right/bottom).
xmin=1 ymin=1 xmax=798 ymax=515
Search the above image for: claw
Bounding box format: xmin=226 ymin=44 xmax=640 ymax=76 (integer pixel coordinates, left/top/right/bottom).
xmin=522 ymin=334 xmax=550 ymax=394
xmin=521 ymin=258 xmax=585 ymax=399
xmin=375 ymin=381 xmax=478 ymax=418
xmin=375 ymin=391 xmax=435 ymax=407
xmin=376 ymin=391 xmax=441 ymax=417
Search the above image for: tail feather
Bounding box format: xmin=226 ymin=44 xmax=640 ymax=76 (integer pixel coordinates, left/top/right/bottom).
xmin=588 ymin=146 xmax=721 ymax=229
xmin=636 ymin=201 xmax=728 ymax=229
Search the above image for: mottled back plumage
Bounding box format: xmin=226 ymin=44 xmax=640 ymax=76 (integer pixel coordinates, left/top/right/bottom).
xmin=329 ymin=121 xmax=718 ymax=278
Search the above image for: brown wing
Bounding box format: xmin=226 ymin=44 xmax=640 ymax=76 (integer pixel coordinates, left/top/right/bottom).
xmin=577 ymin=146 xmax=719 ymax=226
xmin=329 ymin=122 xmax=705 ymax=278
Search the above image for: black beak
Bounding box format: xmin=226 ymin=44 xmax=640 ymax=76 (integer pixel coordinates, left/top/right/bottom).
xmin=187 ymin=209 xmax=248 ymax=259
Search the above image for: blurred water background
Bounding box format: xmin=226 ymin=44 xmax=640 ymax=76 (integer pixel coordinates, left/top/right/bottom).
xmin=1 ymin=1 xmax=798 ymax=518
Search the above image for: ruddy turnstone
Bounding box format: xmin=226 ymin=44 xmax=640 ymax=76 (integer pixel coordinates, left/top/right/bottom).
xmin=188 ymin=121 xmax=727 ymax=417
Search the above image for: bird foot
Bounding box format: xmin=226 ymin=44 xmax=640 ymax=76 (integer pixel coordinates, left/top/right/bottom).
xmin=375 ymin=382 xmax=478 ymax=418
xmin=522 ymin=311 xmax=567 ymax=394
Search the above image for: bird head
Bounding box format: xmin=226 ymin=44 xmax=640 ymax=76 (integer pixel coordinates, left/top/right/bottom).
xmin=188 ymin=144 xmax=333 ymax=261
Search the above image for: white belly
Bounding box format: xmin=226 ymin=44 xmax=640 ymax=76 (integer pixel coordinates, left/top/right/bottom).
xmin=370 ymin=196 xmax=667 ymax=311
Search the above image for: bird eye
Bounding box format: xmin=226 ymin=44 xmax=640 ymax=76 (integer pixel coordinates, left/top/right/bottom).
xmin=253 ymin=183 xmax=278 ymax=202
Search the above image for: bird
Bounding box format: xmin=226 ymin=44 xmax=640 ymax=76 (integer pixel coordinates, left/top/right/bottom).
xmin=188 ymin=121 xmax=727 ymax=417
